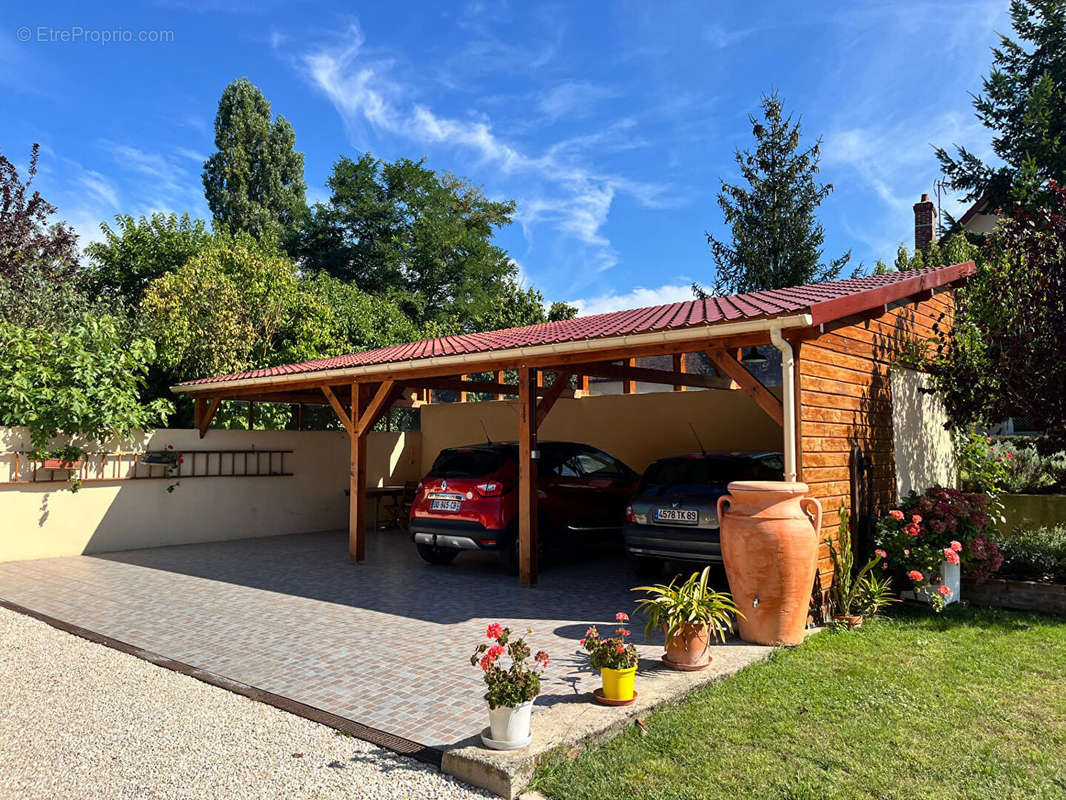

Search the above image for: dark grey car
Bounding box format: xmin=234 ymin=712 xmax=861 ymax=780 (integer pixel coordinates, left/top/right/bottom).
xmin=622 ymin=451 xmax=784 ymax=573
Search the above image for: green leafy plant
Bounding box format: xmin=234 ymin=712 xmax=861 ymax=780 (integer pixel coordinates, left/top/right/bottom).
xmin=632 ymin=566 xmax=741 ymax=644
xmin=581 ymin=613 xmax=639 ymax=670
xmin=826 ymin=508 xmax=898 ymax=620
xmin=956 ymin=427 xmax=1008 ymax=523
xmin=470 ymin=623 xmax=549 ymax=710
xmin=0 ymin=313 xmax=172 ymax=491
xmin=998 ymin=525 xmax=1066 ymax=584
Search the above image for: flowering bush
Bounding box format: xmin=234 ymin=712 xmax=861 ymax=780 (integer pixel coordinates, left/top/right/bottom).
xmin=470 ymin=623 xmax=549 ymax=710
xmin=580 ymin=612 xmax=639 ymax=670
xmin=876 ymin=487 xmax=1003 ymax=610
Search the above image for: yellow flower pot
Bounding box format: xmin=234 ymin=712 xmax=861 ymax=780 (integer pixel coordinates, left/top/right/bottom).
xmin=600 ymin=665 xmax=637 ymax=701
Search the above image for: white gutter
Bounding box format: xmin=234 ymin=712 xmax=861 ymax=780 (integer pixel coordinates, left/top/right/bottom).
xmin=770 ymin=326 xmax=798 ymax=482
xmin=172 ymin=312 xmax=815 ymax=395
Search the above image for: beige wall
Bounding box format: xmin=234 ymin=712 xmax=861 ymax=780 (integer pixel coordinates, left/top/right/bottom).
xmin=891 ymin=368 xmax=956 ymax=497
xmin=0 ymin=427 xmax=422 ymax=562
xmin=419 ymin=389 xmax=783 ymax=475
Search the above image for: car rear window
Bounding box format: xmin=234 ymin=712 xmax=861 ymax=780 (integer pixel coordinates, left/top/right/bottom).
xmin=428 ymin=447 xmax=512 ymax=478
xmin=640 ymin=456 xmax=781 ymax=491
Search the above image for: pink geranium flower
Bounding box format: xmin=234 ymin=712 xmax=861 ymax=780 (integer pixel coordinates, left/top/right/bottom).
xmin=908 ymin=570 xmax=924 ymax=582
xmin=950 ymin=541 xmax=962 ymax=552
xmin=615 ymin=612 xmax=629 ymax=622
xmin=889 ymin=509 xmax=905 ymax=520
xmin=937 ymin=585 xmax=953 ymax=597
xmin=911 ymin=514 xmax=922 ymax=524
xmin=944 ymin=548 xmax=960 ymax=565
xmin=875 ymin=549 xmax=887 ymax=558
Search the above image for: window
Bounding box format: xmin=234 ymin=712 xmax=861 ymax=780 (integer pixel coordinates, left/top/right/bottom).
xmin=573 ymin=450 xmax=625 ymax=478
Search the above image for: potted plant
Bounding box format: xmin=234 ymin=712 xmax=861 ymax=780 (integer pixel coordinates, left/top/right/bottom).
xmin=876 ymin=487 xmax=1003 ymax=611
xmin=580 ymin=613 xmax=640 ymax=704
xmin=140 ymin=446 xmax=180 ymax=467
xmin=470 ymin=623 xmax=549 ymax=750
xmin=39 ymin=445 xmax=84 ymax=471
xmin=825 ymin=509 xmax=897 ymax=628
xmin=632 ymin=566 xmax=741 ymax=670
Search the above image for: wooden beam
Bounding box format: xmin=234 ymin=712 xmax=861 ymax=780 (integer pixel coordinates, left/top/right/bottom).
xmin=194 ymin=397 xmax=206 ymax=431
xmin=580 ymin=374 xmax=590 ymax=395
xmin=672 ymin=353 xmax=686 ymax=391
xmin=706 ymin=348 xmax=784 ymax=425
xmin=518 ymin=366 xmax=538 ymax=587
xmin=321 ymin=385 xmax=354 ymax=435
xmin=495 ymin=370 xmax=505 ymax=401
xmin=573 ymin=361 xmax=732 ymax=390
xmin=459 ymin=374 xmax=469 ymax=403
xmin=622 ymin=358 xmax=636 ymax=394
xmin=198 ymin=397 xmax=222 ymax=439
xmin=355 ymin=379 xmax=397 ymax=438
xmin=350 ymin=382 xmax=367 ymax=562
xmin=535 ymin=371 xmax=572 ymax=427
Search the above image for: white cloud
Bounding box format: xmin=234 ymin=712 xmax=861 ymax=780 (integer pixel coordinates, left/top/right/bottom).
xmin=537 ymin=81 xmax=619 ymax=120
xmin=571 ymin=283 xmax=695 ymax=317
xmin=301 ymin=23 xmax=670 ymax=280
xmin=78 ymin=170 xmax=119 ymax=210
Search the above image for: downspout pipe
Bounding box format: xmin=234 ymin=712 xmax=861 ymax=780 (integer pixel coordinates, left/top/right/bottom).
xmin=770 ymin=326 xmax=797 ymax=482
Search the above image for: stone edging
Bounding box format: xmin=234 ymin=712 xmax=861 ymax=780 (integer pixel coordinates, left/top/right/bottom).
xmin=962 ymin=578 xmax=1066 ymax=615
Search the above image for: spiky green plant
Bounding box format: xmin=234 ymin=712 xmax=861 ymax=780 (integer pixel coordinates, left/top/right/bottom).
xmin=632 ymin=566 xmax=742 ymax=644
xmin=826 ymin=508 xmax=898 ymax=619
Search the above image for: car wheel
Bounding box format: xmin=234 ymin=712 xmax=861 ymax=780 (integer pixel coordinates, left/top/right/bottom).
xmin=500 ymin=532 xmax=546 ymax=575
xmin=416 ymin=543 xmax=459 ymax=565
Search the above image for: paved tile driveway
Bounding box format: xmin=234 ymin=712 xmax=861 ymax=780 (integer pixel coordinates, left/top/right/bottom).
xmin=0 ymin=531 xmax=667 ymax=750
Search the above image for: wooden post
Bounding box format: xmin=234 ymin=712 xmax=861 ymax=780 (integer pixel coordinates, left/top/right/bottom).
xmin=672 ymin=353 xmax=686 ymax=391
xmin=580 ymin=374 xmax=590 ymax=395
xmin=518 ymin=366 xmax=538 ymax=586
xmin=622 ymin=358 xmax=636 ymax=394
xmin=247 ymin=401 xmax=255 ymax=430
xmin=495 ymin=370 xmax=505 ymax=401
xmin=459 ymin=374 xmax=468 ymax=403
xmin=350 ymin=382 xmax=368 ymax=562
xmin=297 ymin=404 xmax=304 ymax=431
xmin=194 ymin=397 xmax=206 ymax=431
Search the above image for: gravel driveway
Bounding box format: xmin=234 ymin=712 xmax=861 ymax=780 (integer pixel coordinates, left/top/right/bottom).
xmin=0 ymin=608 xmax=491 ymax=800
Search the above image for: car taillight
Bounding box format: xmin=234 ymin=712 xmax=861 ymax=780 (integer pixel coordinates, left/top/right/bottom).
xmin=475 ymin=481 xmax=506 ymax=497
xmin=625 ymin=504 xmax=636 ymax=523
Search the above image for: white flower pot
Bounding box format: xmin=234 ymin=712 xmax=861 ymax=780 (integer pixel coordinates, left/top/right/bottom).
xmin=488 ymin=700 xmax=533 ymax=744
xmin=912 ymin=559 xmax=961 ymax=607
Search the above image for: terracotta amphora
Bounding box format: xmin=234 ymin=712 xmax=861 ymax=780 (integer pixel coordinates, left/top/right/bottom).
xmin=717 ymin=481 xmax=821 ymax=646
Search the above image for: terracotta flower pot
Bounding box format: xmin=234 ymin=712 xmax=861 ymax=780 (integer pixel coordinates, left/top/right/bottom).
xmin=832 ymin=614 xmax=863 ymax=629
xmin=41 ymin=459 xmax=82 ymax=470
xmin=717 ymin=481 xmax=821 ymax=646
xmin=663 ymin=622 xmax=711 ymax=670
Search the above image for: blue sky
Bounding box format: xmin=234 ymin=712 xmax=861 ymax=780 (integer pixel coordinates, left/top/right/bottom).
xmin=2 ymin=1 xmax=1007 ymax=313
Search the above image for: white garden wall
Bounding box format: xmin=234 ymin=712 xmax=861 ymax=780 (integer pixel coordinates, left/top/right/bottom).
xmin=0 ymin=427 xmax=422 ymax=562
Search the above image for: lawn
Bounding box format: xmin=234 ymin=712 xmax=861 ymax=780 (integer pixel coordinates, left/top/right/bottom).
xmin=529 ymin=605 xmax=1066 ymax=800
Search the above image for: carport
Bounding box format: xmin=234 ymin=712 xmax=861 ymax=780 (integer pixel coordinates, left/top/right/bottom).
xmin=172 ymin=263 xmax=974 ymax=587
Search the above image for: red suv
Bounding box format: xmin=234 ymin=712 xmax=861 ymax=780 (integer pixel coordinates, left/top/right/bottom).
xmin=410 ymin=441 xmax=638 ymax=570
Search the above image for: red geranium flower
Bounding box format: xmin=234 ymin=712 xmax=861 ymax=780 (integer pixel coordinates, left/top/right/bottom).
xmin=908 ymin=570 xmax=923 ymax=582
xmin=950 ymin=540 xmax=962 ymax=552
xmin=486 ymin=623 xmax=503 ymax=639
xmin=615 ymin=612 xmax=629 ymax=622
xmin=889 ymin=509 xmax=905 ymax=520
xmin=937 ymin=585 xmax=953 ymax=597
xmin=616 ymin=645 xmax=625 ymax=653
xmin=911 ymin=514 xmax=922 ymax=524
xmin=615 ymin=627 xmax=630 ymax=637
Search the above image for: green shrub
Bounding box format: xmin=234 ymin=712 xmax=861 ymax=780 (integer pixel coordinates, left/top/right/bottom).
xmin=991 ymin=440 xmax=1066 ymax=493
xmin=997 ymin=526 xmax=1066 ymax=583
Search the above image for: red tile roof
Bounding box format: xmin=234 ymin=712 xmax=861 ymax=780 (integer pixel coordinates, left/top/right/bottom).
xmin=176 ymin=262 xmax=973 ymax=388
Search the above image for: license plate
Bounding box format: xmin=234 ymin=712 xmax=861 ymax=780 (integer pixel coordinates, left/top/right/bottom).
xmin=430 ymin=499 xmax=462 ymax=512
xmin=655 ymin=508 xmax=698 ymax=524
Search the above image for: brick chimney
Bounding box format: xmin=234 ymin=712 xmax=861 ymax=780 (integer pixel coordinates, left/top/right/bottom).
xmin=913 ymin=193 xmax=937 ymax=253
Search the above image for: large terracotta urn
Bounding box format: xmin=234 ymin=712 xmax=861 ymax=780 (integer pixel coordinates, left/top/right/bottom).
xmin=717 ymin=481 xmax=821 ymax=646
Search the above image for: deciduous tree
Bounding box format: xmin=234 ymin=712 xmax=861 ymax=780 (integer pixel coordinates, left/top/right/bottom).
xmin=202 ymin=78 xmax=307 ymax=242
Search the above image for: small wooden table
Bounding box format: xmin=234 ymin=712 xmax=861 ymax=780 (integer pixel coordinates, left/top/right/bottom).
xmin=367 ymin=485 xmax=408 ymax=529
